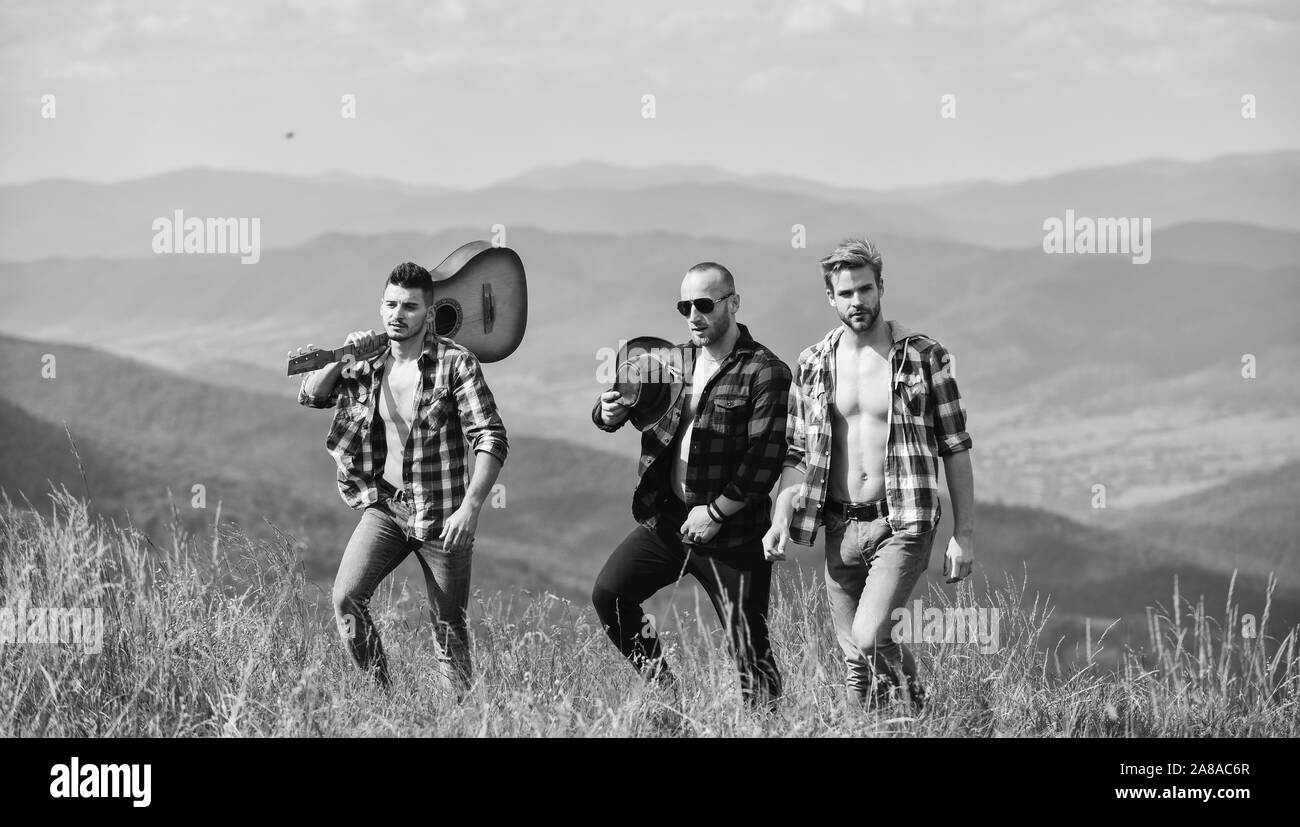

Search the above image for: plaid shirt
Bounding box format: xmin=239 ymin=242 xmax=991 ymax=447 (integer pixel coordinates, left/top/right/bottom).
xmin=785 ymin=321 xmax=971 ymax=545
xmin=298 ymin=329 xmax=509 ymax=541
xmin=592 ymin=323 xmax=791 ymax=550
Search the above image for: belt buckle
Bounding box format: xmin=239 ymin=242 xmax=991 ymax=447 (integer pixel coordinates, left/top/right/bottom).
xmin=845 ymin=499 xmax=886 ymax=522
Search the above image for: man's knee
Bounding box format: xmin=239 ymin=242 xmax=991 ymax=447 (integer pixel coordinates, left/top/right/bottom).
xmin=850 ymin=616 xmax=896 ymax=655
xmin=590 ymin=579 xmax=620 ymax=621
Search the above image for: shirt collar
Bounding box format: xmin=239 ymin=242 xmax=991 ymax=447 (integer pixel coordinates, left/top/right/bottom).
xmin=684 ymin=321 xmax=757 ymax=361
xmin=363 ymin=326 xmax=441 ymax=372
xmin=817 ymin=319 xmax=920 ymax=361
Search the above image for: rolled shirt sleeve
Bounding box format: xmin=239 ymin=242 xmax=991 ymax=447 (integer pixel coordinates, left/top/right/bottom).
xmin=454 ymin=350 xmax=509 ymax=466
xmin=927 ymin=343 xmax=972 ymax=456
xmin=298 ymin=374 xmax=340 ymax=409
xmin=782 ymin=360 xmax=811 ymax=475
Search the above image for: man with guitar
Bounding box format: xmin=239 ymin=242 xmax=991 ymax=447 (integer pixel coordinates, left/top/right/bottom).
xmin=296 ymin=261 xmax=509 ymax=696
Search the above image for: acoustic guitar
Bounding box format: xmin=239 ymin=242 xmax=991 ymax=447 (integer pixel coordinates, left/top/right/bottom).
xmin=286 ymin=241 xmax=527 ymax=376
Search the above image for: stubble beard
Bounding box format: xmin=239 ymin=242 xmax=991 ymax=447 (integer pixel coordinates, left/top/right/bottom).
xmin=841 ymin=303 xmax=880 ymax=333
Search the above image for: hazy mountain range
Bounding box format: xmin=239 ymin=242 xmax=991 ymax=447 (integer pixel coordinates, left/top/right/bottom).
xmin=3 ymin=151 xmax=1299 ymax=260
xmin=1 ymin=151 xmax=1297 ymax=646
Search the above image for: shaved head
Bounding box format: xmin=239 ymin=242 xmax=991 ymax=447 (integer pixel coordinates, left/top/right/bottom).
xmin=684 ymin=261 xmax=735 ymax=294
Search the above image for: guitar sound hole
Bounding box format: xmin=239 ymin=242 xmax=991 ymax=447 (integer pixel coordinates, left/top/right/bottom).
xmin=432 ymin=299 xmax=462 ymax=337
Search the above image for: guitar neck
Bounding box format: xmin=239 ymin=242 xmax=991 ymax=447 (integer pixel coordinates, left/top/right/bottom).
xmin=331 ymin=333 xmax=390 ymax=363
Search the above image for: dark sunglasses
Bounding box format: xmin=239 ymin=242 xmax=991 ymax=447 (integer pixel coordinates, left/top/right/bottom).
xmin=676 ymin=292 xmax=734 ymax=317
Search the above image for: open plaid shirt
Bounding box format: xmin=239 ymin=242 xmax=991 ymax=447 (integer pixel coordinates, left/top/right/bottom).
xmin=592 ymin=323 xmax=791 ymax=550
xmin=785 ymin=321 xmax=971 ymax=545
xmin=299 ymin=329 xmax=508 ymax=541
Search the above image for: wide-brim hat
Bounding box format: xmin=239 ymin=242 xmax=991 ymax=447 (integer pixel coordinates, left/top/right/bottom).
xmin=612 ymin=335 xmax=684 ymax=431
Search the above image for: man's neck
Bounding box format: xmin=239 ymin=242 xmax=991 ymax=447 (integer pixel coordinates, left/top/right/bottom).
xmin=702 ymin=323 xmax=741 ymax=362
xmin=388 ymin=324 xmax=427 ymax=364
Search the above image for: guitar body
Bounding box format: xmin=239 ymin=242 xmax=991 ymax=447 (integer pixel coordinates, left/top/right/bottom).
xmin=286 ymin=240 xmax=527 ymax=376
xmin=427 ymin=241 xmax=527 ymax=363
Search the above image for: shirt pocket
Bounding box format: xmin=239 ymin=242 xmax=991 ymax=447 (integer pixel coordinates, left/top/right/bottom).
xmin=419 ymin=386 xmax=453 ymax=429
xmin=329 ymin=398 xmax=372 ymax=453
xmin=895 ymin=373 xmax=928 ymax=418
xmin=708 ymin=393 xmax=750 ymax=434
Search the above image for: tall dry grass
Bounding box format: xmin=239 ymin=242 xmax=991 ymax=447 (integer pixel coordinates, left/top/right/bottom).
xmin=2 ymin=488 xmax=1296 ymax=737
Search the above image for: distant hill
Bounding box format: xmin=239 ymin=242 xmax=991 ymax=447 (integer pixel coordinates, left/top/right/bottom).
xmin=1112 ymin=460 xmax=1300 ymax=590
xmin=1153 ymin=222 xmax=1300 ymax=270
xmin=0 ymin=169 xmax=956 ymax=260
xmin=5 ymin=151 xmax=1300 ymax=260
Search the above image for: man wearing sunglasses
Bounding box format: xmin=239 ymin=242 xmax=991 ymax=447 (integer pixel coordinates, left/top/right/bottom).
xmin=763 ymin=237 xmax=975 ymax=713
xmin=590 ymin=262 xmax=792 ymax=712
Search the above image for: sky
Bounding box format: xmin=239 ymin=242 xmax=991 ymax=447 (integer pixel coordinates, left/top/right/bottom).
xmin=1 ymin=0 xmax=1297 ymax=189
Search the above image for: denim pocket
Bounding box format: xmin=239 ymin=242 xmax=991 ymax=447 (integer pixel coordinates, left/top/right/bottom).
xmin=822 ymin=506 xmax=848 ymax=538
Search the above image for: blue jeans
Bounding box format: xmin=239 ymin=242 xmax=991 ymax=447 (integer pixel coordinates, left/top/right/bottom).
xmin=823 ymin=510 xmax=935 ymax=707
xmin=332 ymin=498 xmax=473 ymax=692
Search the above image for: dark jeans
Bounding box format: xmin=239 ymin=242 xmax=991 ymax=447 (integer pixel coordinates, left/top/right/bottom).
xmin=332 ymin=497 xmax=473 ymax=693
xmin=591 ymin=493 xmax=781 ymax=709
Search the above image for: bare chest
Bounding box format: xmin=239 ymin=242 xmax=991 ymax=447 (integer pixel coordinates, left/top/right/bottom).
xmin=380 ymin=361 xmax=421 ymax=425
xmin=831 ymin=344 xmax=892 ymax=422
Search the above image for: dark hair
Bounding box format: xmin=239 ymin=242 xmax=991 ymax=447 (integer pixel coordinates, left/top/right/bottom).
xmin=820 ymin=238 xmax=883 ymax=292
xmin=686 ymin=261 xmax=735 ymax=293
xmin=386 ymin=262 xmax=434 ymax=303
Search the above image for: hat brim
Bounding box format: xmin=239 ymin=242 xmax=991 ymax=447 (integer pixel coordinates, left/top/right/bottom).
xmin=612 ymin=336 xmax=684 ymax=431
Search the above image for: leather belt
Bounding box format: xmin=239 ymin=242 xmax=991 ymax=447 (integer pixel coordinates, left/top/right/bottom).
xmin=824 ymin=497 xmax=889 ymax=522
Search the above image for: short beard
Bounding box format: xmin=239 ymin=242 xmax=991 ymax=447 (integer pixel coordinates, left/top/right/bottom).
xmin=389 ymin=318 xmax=427 ymax=343
xmin=694 ymin=312 xmax=732 ymax=345
xmin=840 ymin=304 xmax=879 ymax=333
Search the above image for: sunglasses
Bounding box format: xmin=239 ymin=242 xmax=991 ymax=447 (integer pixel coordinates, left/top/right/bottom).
xmin=676 ymin=292 xmax=734 ymax=317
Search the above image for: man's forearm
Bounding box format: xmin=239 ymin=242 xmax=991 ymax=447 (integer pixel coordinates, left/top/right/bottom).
xmin=770 ymin=465 xmax=804 ymax=525
xmin=300 ymin=361 xmax=346 ymax=406
xmin=463 ymin=451 xmax=504 ymax=511
xmin=943 ymin=450 xmax=975 ymax=539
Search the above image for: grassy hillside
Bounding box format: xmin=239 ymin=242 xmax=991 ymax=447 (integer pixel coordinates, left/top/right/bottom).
xmin=2 ymin=491 xmax=1296 ymax=737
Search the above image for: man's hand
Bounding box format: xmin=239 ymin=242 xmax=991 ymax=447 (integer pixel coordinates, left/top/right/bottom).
xmin=291 ymin=329 xmax=384 ymax=372
xmin=343 ymin=329 xmax=384 ymax=355
xmin=599 ymin=390 xmax=631 ymax=428
xmin=762 ymin=519 xmax=791 ymax=562
xmin=944 ymin=534 xmax=974 ymax=583
xmin=679 ymin=505 xmax=721 ymax=545
xmin=440 ymin=501 xmax=480 ymax=554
